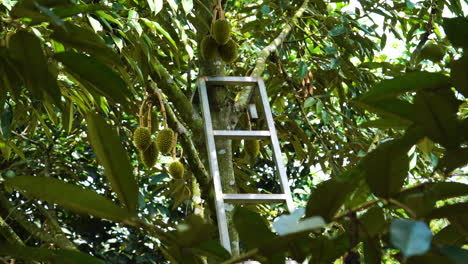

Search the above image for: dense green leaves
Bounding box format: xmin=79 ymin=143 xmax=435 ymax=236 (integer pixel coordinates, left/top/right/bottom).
xmin=5 ymin=176 xmax=133 ymax=222
xmin=233 ymin=207 xmax=275 ymax=250
xmin=8 ymin=30 xmax=61 ymax=106
xmin=85 ymin=113 xmax=138 ymax=213
xmin=55 ymin=52 xmax=131 ymax=105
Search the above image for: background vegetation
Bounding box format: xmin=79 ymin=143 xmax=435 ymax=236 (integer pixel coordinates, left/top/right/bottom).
xmin=0 ymin=0 xmax=467 ymax=263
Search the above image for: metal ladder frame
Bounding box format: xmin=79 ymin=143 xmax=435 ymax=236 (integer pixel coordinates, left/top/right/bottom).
xmin=197 ymin=76 xmax=295 ymax=253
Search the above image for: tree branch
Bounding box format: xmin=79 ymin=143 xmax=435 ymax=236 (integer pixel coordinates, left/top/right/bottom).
xmin=234 ymin=0 xmax=310 ymax=110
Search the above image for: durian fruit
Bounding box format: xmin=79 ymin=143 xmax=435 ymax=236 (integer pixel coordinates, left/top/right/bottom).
xmin=244 ymin=140 xmax=260 ymax=158
xmin=212 ymin=19 xmax=231 ymax=45
xmin=201 ymin=36 xmax=219 ymax=60
xmin=133 ymin=127 xmax=152 ymax=151
xmin=156 ymin=128 xmax=175 ymax=154
xmin=168 ymin=160 xmax=184 ymax=179
xmin=218 ymin=39 xmax=238 ymax=64
xmin=143 ymin=110 xmax=159 ymax=134
xmin=141 ymin=141 xmax=158 ymax=168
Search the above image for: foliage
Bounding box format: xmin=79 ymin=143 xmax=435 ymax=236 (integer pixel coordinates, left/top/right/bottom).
xmin=0 ymin=0 xmax=467 ymax=263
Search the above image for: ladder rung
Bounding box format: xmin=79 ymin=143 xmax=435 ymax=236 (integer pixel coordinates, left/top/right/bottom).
xmin=204 ymin=76 xmax=260 ymax=86
xmin=223 ymin=193 xmax=288 ymax=203
xmin=213 ymin=130 xmax=271 ymax=139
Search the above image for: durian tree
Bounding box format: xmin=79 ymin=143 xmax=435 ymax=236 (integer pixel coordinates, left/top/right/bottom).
xmin=0 ymin=0 xmax=468 ymax=263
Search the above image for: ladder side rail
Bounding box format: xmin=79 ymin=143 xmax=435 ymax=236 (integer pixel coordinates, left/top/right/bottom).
xmin=256 ymin=79 xmax=295 ymax=213
xmin=197 ymin=79 xmax=232 ymax=253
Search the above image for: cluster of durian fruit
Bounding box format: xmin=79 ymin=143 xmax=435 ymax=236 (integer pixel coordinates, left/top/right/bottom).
xmin=133 ymin=109 xmax=184 ymax=180
xmin=201 ymin=18 xmax=238 ymax=63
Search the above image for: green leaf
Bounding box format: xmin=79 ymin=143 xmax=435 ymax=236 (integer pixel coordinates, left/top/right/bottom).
xmin=411 ymin=91 xmax=461 ymax=149
xmin=233 ymin=207 xmax=275 ymax=250
xmin=51 ymin=22 xmax=120 ymax=65
xmin=390 ymin=219 xmax=432 ymax=258
xmin=0 ymin=242 xmax=105 ymax=264
xmin=190 ymin=240 xmax=231 ymax=261
xmin=85 ymin=113 xmax=137 ymax=213
xmin=359 ymin=207 xmax=387 ymax=238
xmin=147 ymin=0 xmax=163 ymax=14
xmin=450 ymin=55 xmax=468 ymax=97
xmin=173 ymin=215 xmax=217 ymax=247
xmin=427 ymin=202 xmax=468 ymax=219
xmin=305 ymin=177 xmax=358 ymax=221
xmin=359 ymin=72 xmax=450 ymax=102
xmin=433 ymin=225 xmax=466 ymax=247
xmin=438 ymin=246 xmax=468 ymax=264
xmin=53 ymin=4 xmax=110 ymax=18
xmin=8 ymin=30 xmax=61 ymax=106
xmin=181 ymin=0 xmax=193 ymax=13
xmin=363 ymin=140 xmax=410 ymax=197
xmin=443 ymin=17 xmax=468 ymax=48
xmin=5 ymin=176 xmax=132 ymax=222
xmin=360 ymin=118 xmax=412 ymax=129
xmin=55 ymin=52 xmax=130 ymax=105
xmin=353 ymin=99 xmax=414 ymax=122
xmin=1 ymin=105 xmax=13 ymax=140
xmin=363 ymin=237 xmax=382 ymax=264
xmin=437 ymin=147 xmax=468 ymax=173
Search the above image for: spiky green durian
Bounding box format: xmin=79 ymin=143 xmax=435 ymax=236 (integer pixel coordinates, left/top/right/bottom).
xmin=244 ymin=140 xmax=260 ymax=158
xmin=141 ymin=141 xmax=158 ymax=168
xmin=133 ymin=127 xmax=152 ymax=151
xmin=201 ymin=35 xmax=219 ymax=60
xmin=168 ymin=160 xmax=184 ymax=179
xmin=212 ymin=19 xmax=231 ymax=45
xmin=156 ymin=128 xmax=175 ymax=154
xmin=143 ymin=110 xmax=159 ymax=134
xmin=218 ymin=39 xmax=238 ymax=63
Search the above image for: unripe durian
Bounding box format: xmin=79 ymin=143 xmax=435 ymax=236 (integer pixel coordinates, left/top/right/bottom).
xmin=201 ymin=36 xmax=219 ymax=60
xmin=156 ymin=128 xmax=175 ymax=154
xmin=419 ymin=43 xmax=445 ymax=62
xmin=133 ymin=127 xmax=152 ymax=151
xmin=218 ymin=39 xmax=238 ymax=64
xmin=141 ymin=141 xmax=158 ymax=168
xmin=244 ymin=140 xmax=260 ymax=158
xmin=212 ymin=19 xmax=231 ymax=45
xmin=168 ymin=160 xmax=184 ymax=179
xmin=143 ymin=110 xmax=159 ymax=134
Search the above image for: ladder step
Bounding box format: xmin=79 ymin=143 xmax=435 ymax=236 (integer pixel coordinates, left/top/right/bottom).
xmin=223 ymin=193 xmax=288 ymax=203
xmin=213 ymin=130 xmax=271 ymax=139
xmin=204 ymin=76 xmax=260 ymax=86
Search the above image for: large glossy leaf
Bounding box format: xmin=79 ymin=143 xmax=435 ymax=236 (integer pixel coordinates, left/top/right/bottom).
xmin=438 ymin=246 xmax=468 ymax=264
xmin=359 ymin=72 xmax=450 ymax=101
xmin=450 ymin=55 xmax=468 ymax=97
xmin=390 ymin=219 xmax=432 ymax=258
xmin=363 ymin=140 xmax=410 ymax=198
xmin=233 ymin=207 xmax=275 ymax=250
xmin=433 ymin=225 xmax=466 ymax=247
xmin=5 ymin=176 xmax=133 ymax=222
xmin=55 ymin=52 xmax=131 ymax=105
xmin=437 ymin=147 xmax=468 ymax=173
xmin=8 ymin=30 xmax=61 ymax=106
xmin=85 ymin=113 xmax=137 ymax=213
xmin=411 ymin=91 xmax=461 ymax=149
xmin=353 ymin=99 xmax=414 ymax=122
xmin=427 ymin=202 xmax=468 ymax=219
xmin=360 ymin=118 xmax=412 ymax=129
xmin=305 ymin=177 xmax=357 ymax=221
xmin=51 ymin=22 xmax=120 ymax=65
xmin=0 ymin=243 xmax=105 ymax=264
xmin=443 ymin=17 xmax=468 ymax=48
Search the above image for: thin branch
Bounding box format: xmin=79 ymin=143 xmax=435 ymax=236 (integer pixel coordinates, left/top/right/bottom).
xmin=235 ymin=0 xmax=310 ymax=111
xmin=221 ymin=248 xmax=259 ymax=264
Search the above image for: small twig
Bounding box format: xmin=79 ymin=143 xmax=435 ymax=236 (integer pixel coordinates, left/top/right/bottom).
xmin=152 ymin=83 xmax=168 ymax=128
xmin=388 ymin=198 xmax=417 ymax=219
xmin=147 ymin=103 xmax=153 ymax=131
xmin=138 ymin=97 xmax=148 ymax=125
xmin=333 ymin=199 xmax=382 ymax=222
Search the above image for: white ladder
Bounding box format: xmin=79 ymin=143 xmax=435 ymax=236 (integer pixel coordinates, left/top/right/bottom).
xmin=197 ymin=76 xmax=295 ymax=253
